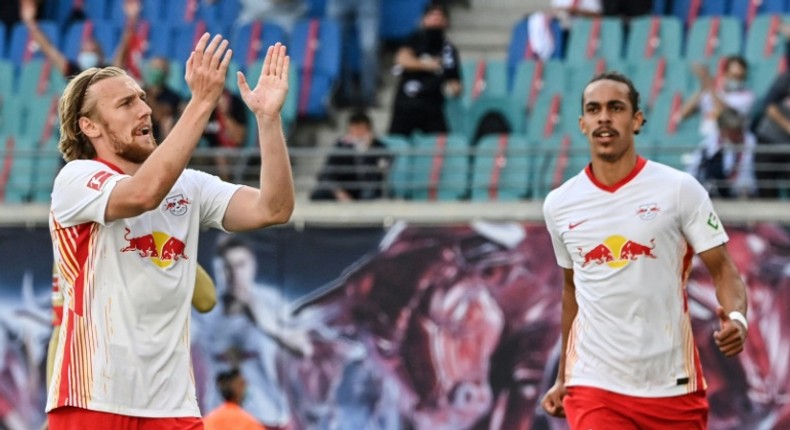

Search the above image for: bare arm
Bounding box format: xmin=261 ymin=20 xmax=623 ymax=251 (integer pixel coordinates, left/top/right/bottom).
xmin=541 ymin=268 xmax=577 ymax=417
xmin=105 ymin=33 xmax=232 ymax=221
xmin=222 ymin=43 xmax=295 ymax=231
xmin=697 ymin=244 xmax=748 ymax=357
xmin=394 ymin=46 xmax=441 ymax=73
xmin=111 ymin=0 xmax=141 ymax=68
xmin=20 ymin=0 xmax=69 ymax=75
xmin=766 ymin=104 xmax=790 ymax=135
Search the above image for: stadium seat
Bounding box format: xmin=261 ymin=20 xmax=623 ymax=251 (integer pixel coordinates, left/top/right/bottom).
xmin=0 ymin=134 xmax=34 ymax=204
xmin=649 ymin=130 xmax=702 ymax=171
xmin=0 ymin=94 xmax=23 ymax=138
xmin=0 ymin=60 xmax=13 ymax=101
xmin=685 ymin=16 xmax=743 ymax=60
xmin=525 ymin=90 xmax=567 ymax=142
xmin=470 ymin=134 xmax=532 ymax=201
xmin=629 ymin=57 xmax=693 ymax=113
xmin=16 ymin=59 xmax=67 ymax=99
xmin=305 ymin=0 xmax=327 ymax=17
xmin=410 ymin=133 xmax=469 ymax=201
xmin=460 ymin=58 xmax=509 ymax=107
xmin=108 ymin=0 xmax=164 ymax=25
xmin=531 ymin=134 xmax=590 ymax=198
xmin=729 ymin=0 xmax=788 ymax=29
xmin=379 ymin=0 xmax=429 ymax=41
xmin=231 ymin=20 xmax=289 ymax=69
xmin=671 ymin=0 xmax=729 ymax=27
xmin=171 ymin=21 xmax=225 ymax=65
xmin=749 ymin=56 xmax=785 ymax=102
xmin=163 ymin=0 xmax=208 ymax=26
xmin=624 ymin=16 xmax=683 ymax=62
xmin=510 ymin=59 xmax=567 ymax=133
xmin=44 ymin=0 xmax=109 ymax=24
xmin=743 ymin=14 xmax=788 ymax=64
xmin=507 ymin=16 xmax=564 ymax=83
xmin=290 ymin=18 xmax=341 ymax=118
xmin=61 ymin=20 xmax=119 ymax=65
xmin=8 ymin=21 xmax=60 ymax=66
xmin=0 ymin=22 xmax=5 ymax=60
xmin=564 ymin=17 xmax=624 ymax=65
xmin=379 ymin=134 xmax=413 ymax=199
xmin=643 ymin=91 xmax=701 ymax=142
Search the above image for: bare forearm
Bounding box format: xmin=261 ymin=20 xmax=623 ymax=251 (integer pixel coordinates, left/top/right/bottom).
xmin=131 ymin=100 xmax=214 ymax=202
xmin=24 ymin=20 xmax=67 ymax=74
xmin=767 ymin=105 xmax=790 ymax=134
xmin=557 ymin=276 xmax=578 ymax=383
xmin=714 ymin=266 xmax=748 ymax=316
xmin=255 ymin=114 xmax=294 ymax=222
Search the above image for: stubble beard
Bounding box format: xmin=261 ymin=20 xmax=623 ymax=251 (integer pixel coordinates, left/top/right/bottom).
xmin=108 ymin=129 xmax=158 ymax=164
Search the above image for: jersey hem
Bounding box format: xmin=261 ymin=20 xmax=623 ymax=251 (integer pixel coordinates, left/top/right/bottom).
xmin=46 ymin=402 xmax=201 ymax=418
xmin=566 ymin=379 xmax=703 ymax=398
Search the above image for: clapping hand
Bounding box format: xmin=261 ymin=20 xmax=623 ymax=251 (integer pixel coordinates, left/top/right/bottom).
xmin=237 ymin=43 xmax=290 ymax=119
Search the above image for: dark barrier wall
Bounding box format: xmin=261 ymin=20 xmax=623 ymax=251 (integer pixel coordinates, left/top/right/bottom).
xmin=1 ymin=223 xmax=789 ymax=429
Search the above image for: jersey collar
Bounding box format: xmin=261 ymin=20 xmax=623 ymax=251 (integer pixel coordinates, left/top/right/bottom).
xmin=585 ymin=156 xmax=647 ymax=193
xmin=93 ymin=158 xmax=126 ymax=175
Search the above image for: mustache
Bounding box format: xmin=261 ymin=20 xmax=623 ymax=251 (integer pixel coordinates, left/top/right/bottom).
xmin=592 ymin=127 xmax=618 ymax=137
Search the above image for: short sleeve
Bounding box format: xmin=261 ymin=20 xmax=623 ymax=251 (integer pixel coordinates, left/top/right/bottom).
xmin=50 ymin=161 xmax=129 ymax=227
xmin=678 ymin=173 xmax=729 ymax=253
xmin=188 ymin=169 xmax=243 ymax=231
xmin=543 ymin=194 xmax=573 ymax=268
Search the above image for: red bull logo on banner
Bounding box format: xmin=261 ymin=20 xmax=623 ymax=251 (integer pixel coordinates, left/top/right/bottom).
xmin=578 ymin=235 xmax=657 ymax=268
xmin=120 ymin=227 xmax=188 ymax=268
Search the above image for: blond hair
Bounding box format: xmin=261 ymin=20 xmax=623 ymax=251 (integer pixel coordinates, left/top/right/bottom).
xmin=58 ymin=67 xmax=126 ymax=162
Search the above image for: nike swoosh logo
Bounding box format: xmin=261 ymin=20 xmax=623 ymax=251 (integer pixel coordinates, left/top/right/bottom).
xmin=569 ymin=220 xmax=588 ymax=230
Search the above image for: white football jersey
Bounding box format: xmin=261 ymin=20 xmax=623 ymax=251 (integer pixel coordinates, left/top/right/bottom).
xmin=543 ymin=157 xmax=729 ymax=397
xmin=47 ymin=159 xmax=240 ymax=417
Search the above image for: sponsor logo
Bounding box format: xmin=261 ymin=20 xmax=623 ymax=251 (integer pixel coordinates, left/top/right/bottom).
xmin=707 ymin=212 xmax=720 ymax=230
xmin=578 ymin=235 xmax=657 ymax=268
xmin=120 ymin=227 xmax=188 ymax=268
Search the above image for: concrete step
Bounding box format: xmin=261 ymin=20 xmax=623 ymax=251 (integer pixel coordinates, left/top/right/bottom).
xmin=447 ymin=29 xmax=512 ymax=57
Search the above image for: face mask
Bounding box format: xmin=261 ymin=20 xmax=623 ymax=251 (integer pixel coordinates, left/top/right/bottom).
xmin=724 ymin=79 xmax=745 ymax=92
xmin=424 ymin=29 xmax=445 ymax=52
xmin=144 ymin=68 xmax=166 ymax=87
xmin=77 ymin=51 xmax=100 ymax=71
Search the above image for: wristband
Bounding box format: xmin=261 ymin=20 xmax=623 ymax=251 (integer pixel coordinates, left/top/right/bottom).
xmin=728 ymin=311 xmax=748 ymax=330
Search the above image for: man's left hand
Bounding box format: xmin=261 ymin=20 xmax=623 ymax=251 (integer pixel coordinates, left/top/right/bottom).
xmin=237 ymin=43 xmax=289 ymax=120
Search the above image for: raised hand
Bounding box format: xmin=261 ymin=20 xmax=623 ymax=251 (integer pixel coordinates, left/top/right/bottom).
xmin=184 ymin=33 xmax=232 ymax=107
xmin=123 ymin=0 xmax=141 ymax=23
xmin=20 ymin=0 xmax=38 ymax=23
xmin=237 ymin=43 xmax=289 ymax=119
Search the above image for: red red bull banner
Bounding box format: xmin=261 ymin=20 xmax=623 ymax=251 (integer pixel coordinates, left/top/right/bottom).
xmin=0 ymin=223 xmax=789 ymax=429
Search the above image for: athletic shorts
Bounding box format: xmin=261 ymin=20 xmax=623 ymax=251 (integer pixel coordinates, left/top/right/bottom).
xmin=563 ymin=386 xmax=708 ymax=430
xmin=48 ymin=406 xmax=203 ymax=430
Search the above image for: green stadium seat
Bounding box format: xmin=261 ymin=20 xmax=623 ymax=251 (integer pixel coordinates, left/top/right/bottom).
xmin=564 ymin=17 xmax=624 ymax=65
xmin=743 ymin=14 xmax=789 ymax=64
xmin=531 ymin=134 xmax=590 ymax=198
xmin=410 ymin=133 xmax=469 ymax=201
xmin=650 ymin=130 xmax=702 ymax=171
xmin=625 ymin=16 xmax=683 ymax=62
xmin=685 ymin=16 xmax=742 ymax=60
xmin=510 ymin=59 xmax=566 ymax=134
xmin=643 ymin=91 xmax=701 ymax=141
xmin=629 ymin=57 xmax=693 ymax=113
xmin=470 ymin=134 xmax=532 ymax=201
xmin=379 ymin=134 xmax=412 ymax=199
xmin=0 ymin=134 xmax=35 ymax=204
xmin=16 ymin=59 xmax=67 ymax=99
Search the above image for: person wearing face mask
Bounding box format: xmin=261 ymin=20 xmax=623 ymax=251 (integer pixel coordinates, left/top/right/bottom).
xmin=676 ymin=56 xmax=755 ymax=138
xmin=311 ymin=111 xmax=392 ymax=201
xmin=140 ymin=57 xmax=183 ymax=139
xmin=19 ymin=0 xmax=125 ymax=77
xmin=203 ymin=368 xmax=267 ymax=430
xmin=388 ymin=3 xmax=462 ymax=136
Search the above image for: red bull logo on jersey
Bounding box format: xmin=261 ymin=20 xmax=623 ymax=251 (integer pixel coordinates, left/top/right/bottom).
xmin=162 ymin=194 xmax=191 ymax=216
xmin=578 ymin=235 xmax=657 ymax=268
xmin=121 ymin=227 xmax=188 ymax=268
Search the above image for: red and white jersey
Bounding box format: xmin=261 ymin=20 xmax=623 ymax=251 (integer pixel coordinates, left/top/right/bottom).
xmin=47 ymin=159 xmax=241 ymax=417
xmin=543 ymin=156 xmax=729 ymax=397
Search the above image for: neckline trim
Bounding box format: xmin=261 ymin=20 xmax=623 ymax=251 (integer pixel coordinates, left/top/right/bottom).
xmin=585 ymin=156 xmax=647 ymax=193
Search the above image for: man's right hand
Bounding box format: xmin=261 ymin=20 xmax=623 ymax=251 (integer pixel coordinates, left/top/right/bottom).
xmin=184 ymin=33 xmax=232 ymax=109
xmin=541 ymin=380 xmax=568 ymax=417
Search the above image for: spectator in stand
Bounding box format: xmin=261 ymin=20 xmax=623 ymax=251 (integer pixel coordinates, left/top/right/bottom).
xmin=389 ymin=3 xmax=461 ymax=136
xmin=203 ymin=368 xmax=266 ymax=430
xmin=688 ymin=107 xmax=757 ymax=199
xmin=753 ymin=68 xmax=790 ymax=199
xmin=677 ymin=56 xmax=755 ymax=138
xmin=203 ymin=90 xmax=249 ymax=181
xmin=311 ymin=111 xmax=392 ymax=201
xmin=601 ymin=0 xmax=652 ymax=19
xmin=19 ymin=0 xmax=124 ymax=76
xmin=236 ymin=0 xmax=306 ymax=33
xmin=328 ymin=0 xmax=381 ymax=108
